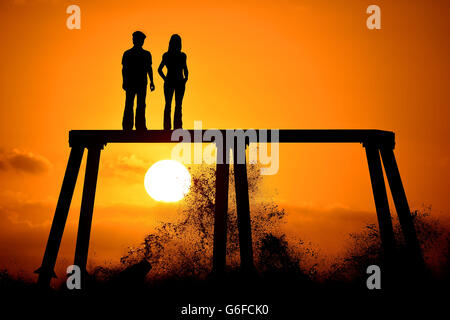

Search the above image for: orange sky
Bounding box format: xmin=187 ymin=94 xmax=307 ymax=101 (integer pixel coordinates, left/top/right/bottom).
xmin=0 ymin=0 xmax=449 ymax=279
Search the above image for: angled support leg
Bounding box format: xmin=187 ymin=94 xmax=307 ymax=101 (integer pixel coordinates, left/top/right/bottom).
xmin=36 ymin=146 xmax=85 ymax=288
xmin=380 ymin=146 xmax=426 ymax=273
xmin=212 ymin=144 xmax=230 ymax=275
xmin=365 ymin=144 xmax=396 ymax=268
xmin=74 ymin=145 xmax=102 ymax=285
xmin=233 ymin=145 xmax=255 ymax=273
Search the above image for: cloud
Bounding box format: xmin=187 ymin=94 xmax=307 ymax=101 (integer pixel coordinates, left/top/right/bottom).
xmin=0 ymin=148 xmax=51 ymax=174
xmin=114 ymin=154 xmax=148 ymax=173
xmin=102 ymin=153 xmax=150 ymax=183
xmin=278 ymin=203 xmax=378 ymax=255
xmin=0 ymin=191 xmax=171 ymax=281
xmin=0 ymin=160 xmax=7 ymax=170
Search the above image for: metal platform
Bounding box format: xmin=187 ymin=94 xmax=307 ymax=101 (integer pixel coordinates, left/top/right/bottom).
xmin=36 ymin=128 xmax=424 ymax=288
xmin=68 ymin=129 xmax=395 ymax=147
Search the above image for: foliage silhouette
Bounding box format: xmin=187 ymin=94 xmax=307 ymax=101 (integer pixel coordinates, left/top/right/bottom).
xmin=326 ymin=206 xmax=449 ymax=287
xmin=119 ymin=164 xmax=317 ymax=281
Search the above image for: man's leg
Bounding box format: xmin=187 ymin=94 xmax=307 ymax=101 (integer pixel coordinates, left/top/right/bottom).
xmin=135 ymin=87 xmax=147 ymax=130
xmin=122 ymin=90 xmax=135 ymax=130
xmin=174 ymin=82 xmax=186 ymax=129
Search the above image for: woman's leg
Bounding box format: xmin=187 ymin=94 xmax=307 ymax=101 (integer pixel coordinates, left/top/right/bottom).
xmin=174 ymin=82 xmax=186 ymax=129
xmin=164 ymin=82 xmax=175 ymax=130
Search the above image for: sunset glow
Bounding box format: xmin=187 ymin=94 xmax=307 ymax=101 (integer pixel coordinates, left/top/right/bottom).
xmin=0 ymin=0 xmax=449 ymax=280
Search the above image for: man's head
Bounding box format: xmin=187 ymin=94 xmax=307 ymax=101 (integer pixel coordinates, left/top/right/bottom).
xmin=132 ymin=31 xmax=146 ymax=47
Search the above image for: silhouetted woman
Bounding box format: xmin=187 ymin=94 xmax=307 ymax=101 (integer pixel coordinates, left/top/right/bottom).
xmin=158 ymin=34 xmax=189 ymax=130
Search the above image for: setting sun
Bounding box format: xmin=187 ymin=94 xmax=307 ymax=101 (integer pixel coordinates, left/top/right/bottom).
xmin=144 ymin=160 xmax=191 ymax=202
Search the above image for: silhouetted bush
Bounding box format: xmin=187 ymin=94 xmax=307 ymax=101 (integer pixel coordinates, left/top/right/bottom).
xmin=326 ymin=206 xmax=449 ymax=284
xmin=120 ymin=165 xmax=317 ymax=283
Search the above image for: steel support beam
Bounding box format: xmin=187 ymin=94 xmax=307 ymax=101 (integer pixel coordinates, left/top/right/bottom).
xmin=365 ymin=144 xmax=397 ymax=268
xmin=73 ymin=146 xmax=102 ymax=285
xmin=36 ymin=146 xmax=84 ymax=288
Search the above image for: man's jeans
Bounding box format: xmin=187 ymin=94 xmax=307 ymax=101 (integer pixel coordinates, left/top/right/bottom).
xmin=123 ymin=86 xmax=147 ymax=130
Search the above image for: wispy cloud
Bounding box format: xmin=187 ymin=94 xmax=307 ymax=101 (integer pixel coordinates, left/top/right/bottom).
xmin=0 ymin=191 xmax=171 ymax=279
xmin=0 ymin=148 xmax=52 ymax=174
xmin=113 ymin=154 xmax=148 ymax=174
xmin=102 ymin=153 xmax=151 ymax=183
xmin=279 ymin=203 xmax=377 ymax=255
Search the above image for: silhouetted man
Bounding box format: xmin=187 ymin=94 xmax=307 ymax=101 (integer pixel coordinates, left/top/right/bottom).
xmin=122 ymin=31 xmax=155 ymax=130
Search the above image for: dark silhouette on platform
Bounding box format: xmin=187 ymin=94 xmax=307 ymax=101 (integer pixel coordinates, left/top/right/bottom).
xmin=122 ymin=31 xmax=155 ymax=131
xmin=158 ymin=34 xmax=188 ymax=130
xmin=35 ymin=129 xmax=426 ymax=289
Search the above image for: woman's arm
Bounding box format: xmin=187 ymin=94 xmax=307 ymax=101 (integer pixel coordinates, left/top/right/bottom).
xmin=158 ymin=58 xmax=166 ymax=81
xmin=183 ymin=55 xmax=189 ymax=82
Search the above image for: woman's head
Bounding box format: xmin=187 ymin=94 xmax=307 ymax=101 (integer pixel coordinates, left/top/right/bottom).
xmin=168 ymin=34 xmax=182 ymax=52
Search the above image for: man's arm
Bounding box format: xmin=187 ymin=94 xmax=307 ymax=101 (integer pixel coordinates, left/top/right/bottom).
xmin=148 ymin=67 xmax=154 ymax=83
xmin=148 ymin=67 xmax=155 ymax=91
xmin=122 ymin=52 xmax=128 ymax=90
xmin=147 ymin=52 xmax=155 ymax=91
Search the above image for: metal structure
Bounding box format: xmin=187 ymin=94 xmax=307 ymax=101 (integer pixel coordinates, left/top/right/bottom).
xmin=36 ymin=129 xmax=425 ymax=287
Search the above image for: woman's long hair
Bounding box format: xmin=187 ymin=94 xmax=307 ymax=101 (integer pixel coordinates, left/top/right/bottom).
xmin=168 ymin=34 xmax=182 ymax=52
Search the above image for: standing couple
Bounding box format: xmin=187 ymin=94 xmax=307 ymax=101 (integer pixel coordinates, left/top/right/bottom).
xmin=122 ymin=31 xmax=188 ymax=131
